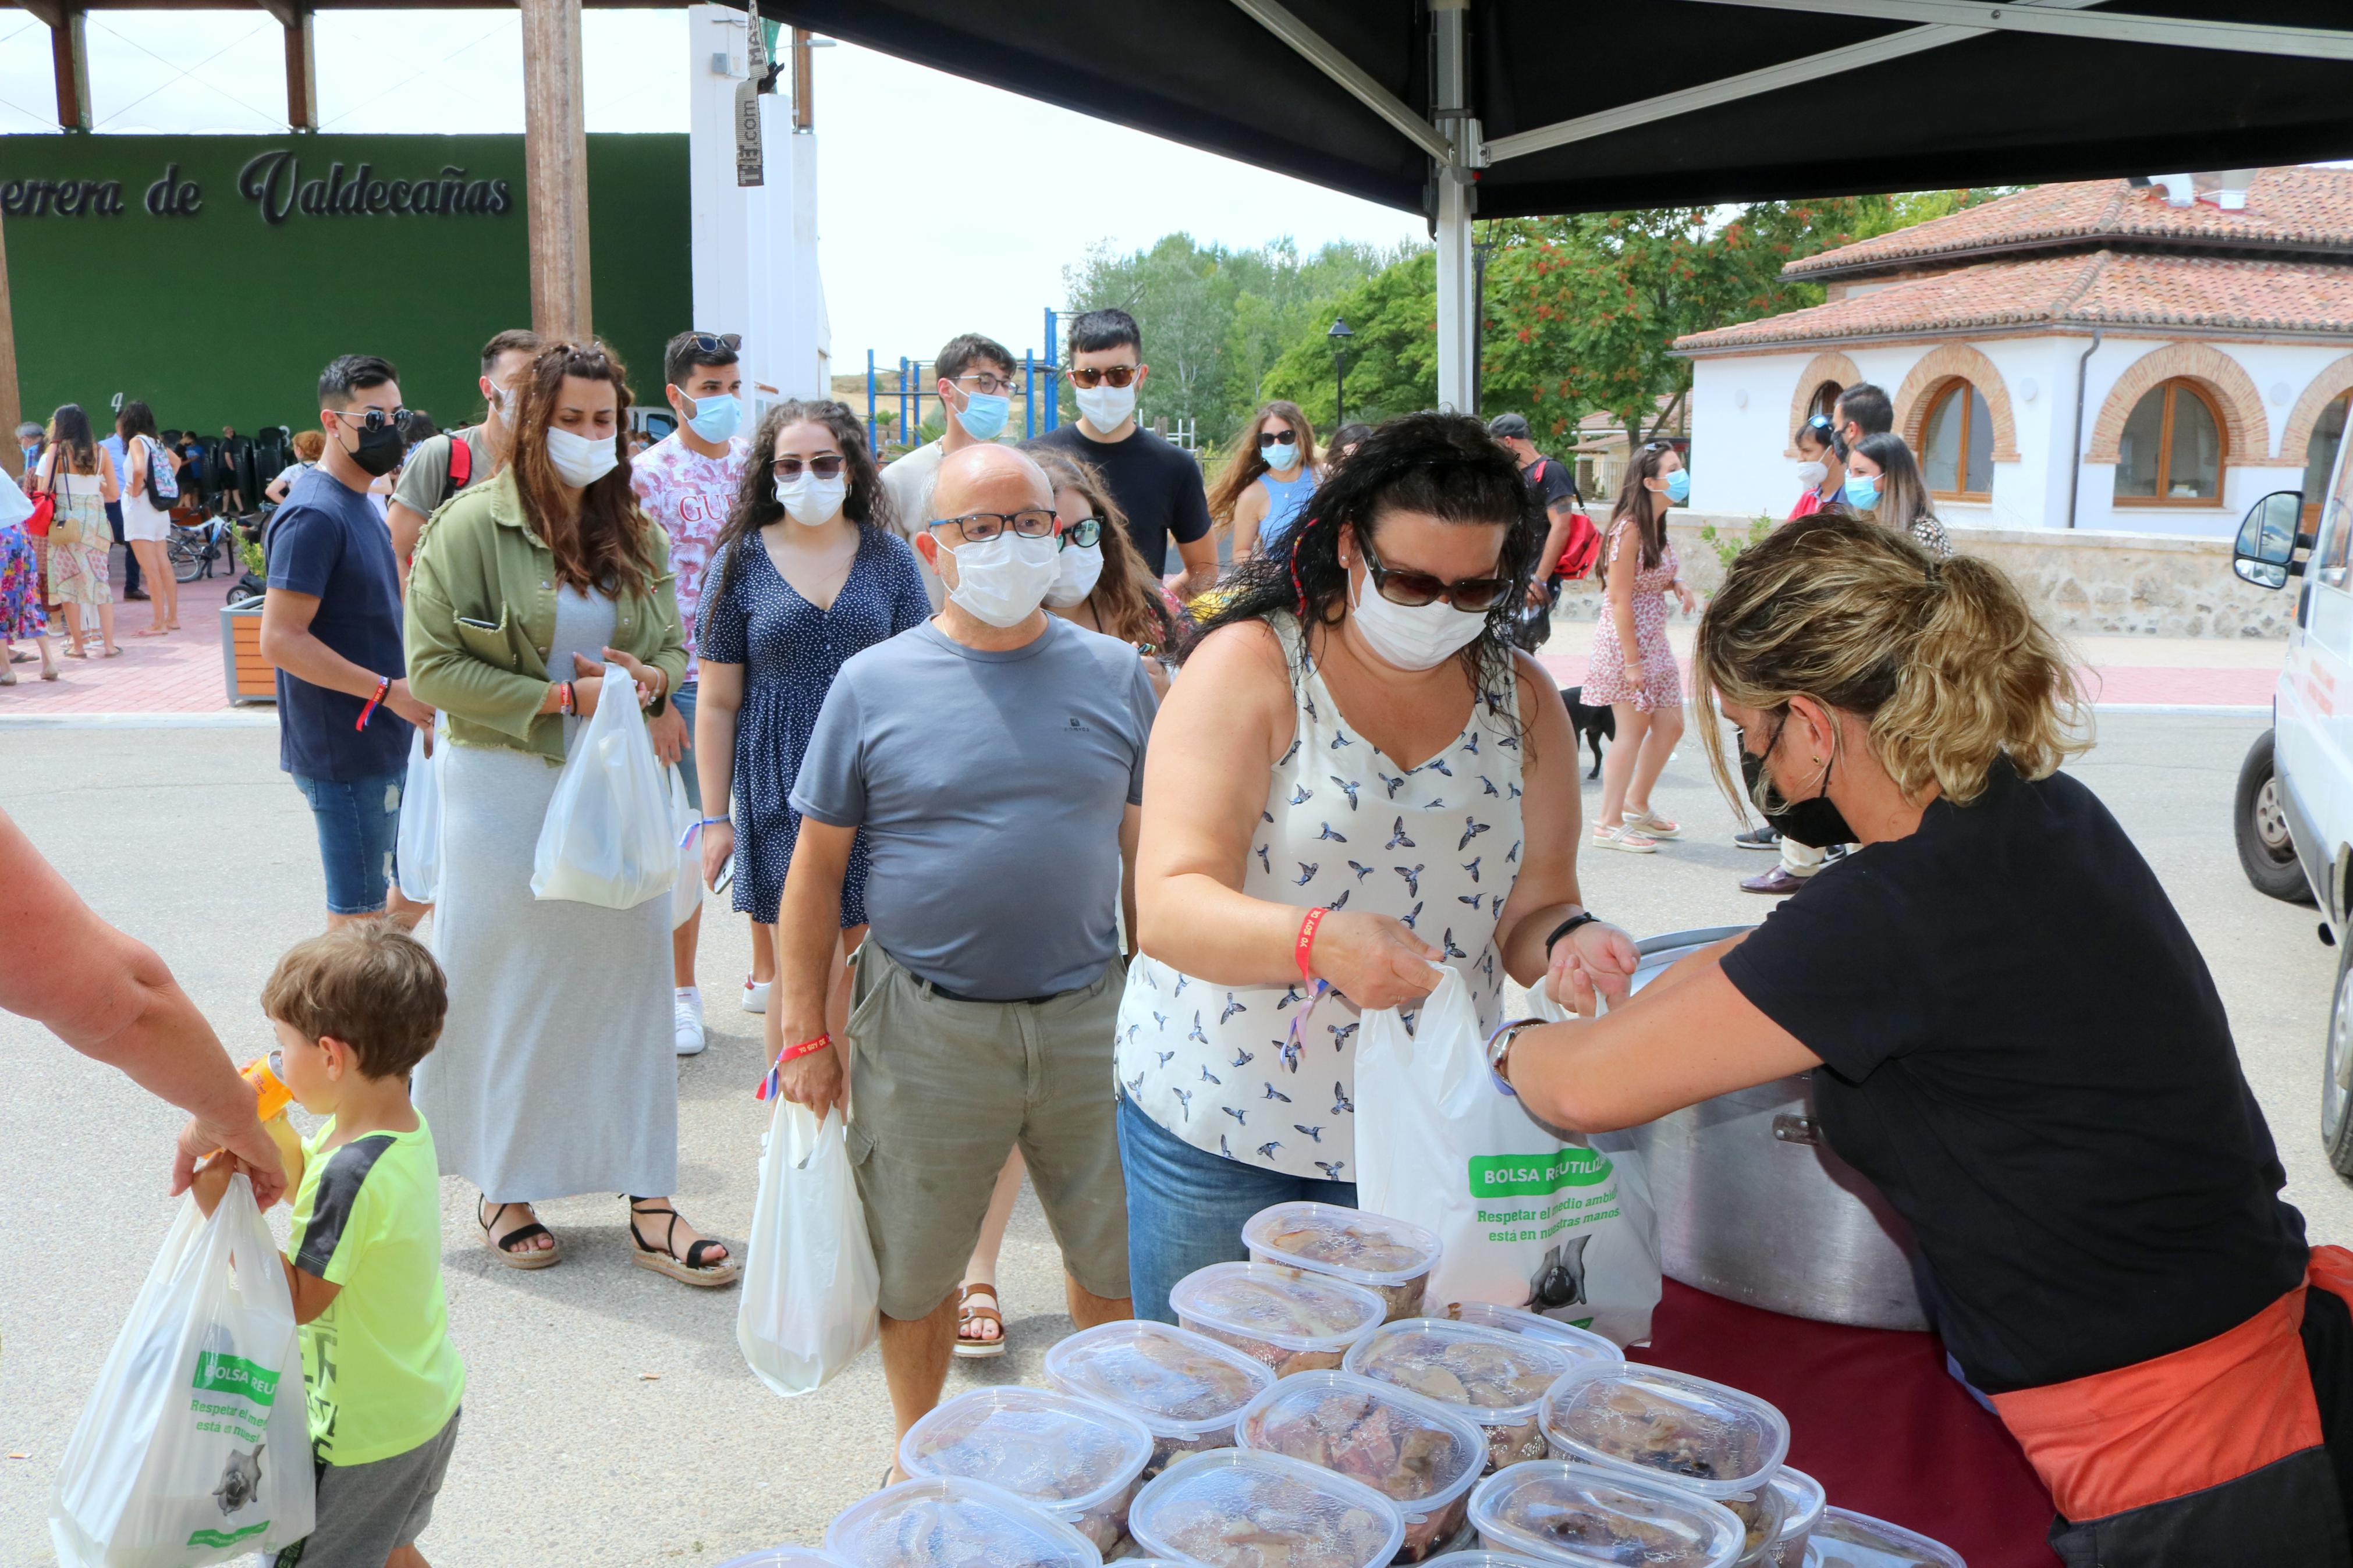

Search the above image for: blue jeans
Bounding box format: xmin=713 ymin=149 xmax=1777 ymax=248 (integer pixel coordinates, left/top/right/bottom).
xmin=670 ymin=678 xmax=701 ymax=811
xmin=292 ymin=770 xmax=404 ymax=915
xmin=1117 ymin=1092 xmax=1357 ymax=1324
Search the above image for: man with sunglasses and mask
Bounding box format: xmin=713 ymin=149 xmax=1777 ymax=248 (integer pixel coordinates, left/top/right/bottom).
xmin=882 ymin=332 xmax=1022 ymax=611
xmin=389 ymin=328 xmax=541 ymax=583
xmin=262 ymin=354 xmax=433 ymax=931
xmin=767 ymin=441 xmax=1155 ymax=1449
xmin=1035 ymin=308 xmax=1217 ymax=598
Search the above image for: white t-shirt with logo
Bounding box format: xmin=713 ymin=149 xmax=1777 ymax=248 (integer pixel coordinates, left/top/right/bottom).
xmin=630 ymin=432 xmax=748 ymax=681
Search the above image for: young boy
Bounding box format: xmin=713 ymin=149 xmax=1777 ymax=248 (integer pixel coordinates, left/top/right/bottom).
xmin=190 ymin=923 xmax=463 ymax=1568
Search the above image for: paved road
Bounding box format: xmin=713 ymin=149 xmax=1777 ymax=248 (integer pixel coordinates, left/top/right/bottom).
xmin=1 ymin=714 xmax=2343 ymax=1563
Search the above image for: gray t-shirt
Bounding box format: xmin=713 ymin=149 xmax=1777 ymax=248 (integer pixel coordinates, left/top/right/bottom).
xmin=792 ymin=617 xmax=1158 ymax=999
xmin=392 ymin=425 xmax=496 ymax=520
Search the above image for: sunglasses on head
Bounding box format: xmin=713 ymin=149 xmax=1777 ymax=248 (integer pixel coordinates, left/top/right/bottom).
xmin=1067 ymin=364 xmax=1138 ymax=390
xmin=1357 ymin=532 xmax=1514 ymax=613
xmin=772 ymin=454 xmax=845 ymax=481
xmin=690 ymin=332 xmax=743 ymax=355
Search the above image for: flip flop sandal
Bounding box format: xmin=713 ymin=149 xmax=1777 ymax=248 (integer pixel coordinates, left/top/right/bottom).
xmin=626 ymin=1198 xmax=741 ymax=1288
xmin=62 ymin=643 xmax=85 ymax=659
xmin=954 ymin=1283 xmax=1008 ymax=1359
xmin=478 ymin=1197 xmax=561 ymax=1269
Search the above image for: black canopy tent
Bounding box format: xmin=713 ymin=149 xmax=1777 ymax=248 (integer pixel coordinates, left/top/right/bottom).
xmin=757 ymin=0 xmax=2353 ymax=410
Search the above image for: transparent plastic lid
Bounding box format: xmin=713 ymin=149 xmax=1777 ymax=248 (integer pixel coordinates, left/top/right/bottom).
xmin=1467 ymin=1459 xmax=1745 ymax=1568
xmin=1538 ymin=1363 xmax=1791 ymax=1499
xmin=1243 ymin=1201 xmax=1443 ymax=1289
xmin=1127 ymin=1448 xmax=1405 ymax=1568
xmin=824 ymin=1476 xmax=1103 ymax=1568
xmin=1236 ymin=1369 xmax=1485 ymax=1512
xmin=1809 ymin=1508 xmax=1965 ymax=1568
xmin=1768 ymin=1467 xmax=1827 ymax=1544
xmin=899 ymin=1387 xmax=1154 ymax=1519
xmin=1168 ymin=1263 xmax=1387 ymax=1353
xmin=1343 ymin=1318 xmax=1572 ymax=1426
xmin=1439 ymin=1300 xmax=1626 ymax=1366
xmin=1432 ymin=1555 xmax=1557 ymax=1568
xmin=1042 ymin=1321 xmax=1273 ymax=1437
xmin=716 ymin=1552 xmax=854 ymax=1568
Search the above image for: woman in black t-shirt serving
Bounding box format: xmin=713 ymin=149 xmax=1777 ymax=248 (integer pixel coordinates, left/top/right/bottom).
xmin=1503 ymin=513 xmax=2353 ymax=1564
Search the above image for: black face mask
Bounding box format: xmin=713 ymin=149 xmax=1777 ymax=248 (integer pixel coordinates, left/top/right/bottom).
xmin=1740 ymin=716 xmax=1855 ymax=849
xmin=342 ymin=418 xmax=404 ymax=478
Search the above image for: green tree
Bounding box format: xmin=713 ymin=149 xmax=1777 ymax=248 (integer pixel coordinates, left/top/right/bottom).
xmin=1262 ymin=248 xmax=1440 ymax=431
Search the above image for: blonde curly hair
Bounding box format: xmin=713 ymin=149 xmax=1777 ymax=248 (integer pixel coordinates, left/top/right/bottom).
xmin=1690 ymin=513 xmax=2089 ymax=811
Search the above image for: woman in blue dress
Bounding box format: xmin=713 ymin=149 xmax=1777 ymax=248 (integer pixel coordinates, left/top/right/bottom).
xmin=691 ymin=399 xmax=930 ymax=1061
xmin=1210 ymin=401 xmax=1322 ymax=565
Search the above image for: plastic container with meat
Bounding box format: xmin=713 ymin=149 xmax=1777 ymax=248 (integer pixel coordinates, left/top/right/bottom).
xmin=825 ymin=1476 xmax=1103 ymax=1568
xmin=1127 ymin=1448 xmax=1405 ymax=1568
xmin=1234 ymin=1369 xmax=1485 ymax=1562
xmin=1766 ymin=1468 xmax=1826 ymax=1567
xmin=1343 ymin=1318 xmax=1571 ymax=1473
xmin=1043 ymin=1321 xmax=1275 ymax=1472
xmin=898 ymin=1386 xmax=1155 ymax=1553
xmin=1243 ymin=1202 xmax=1444 ymax=1323
xmin=1539 ymin=1363 xmax=1790 ymax=1544
xmin=1169 ymin=1262 xmax=1387 ymax=1377
xmin=1438 ymin=1300 xmax=1627 ymax=1366
xmin=1806 ymin=1507 xmax=1965 ymax=1568
xmin=1466 ymin=1459 xmax=1746 ymax=1568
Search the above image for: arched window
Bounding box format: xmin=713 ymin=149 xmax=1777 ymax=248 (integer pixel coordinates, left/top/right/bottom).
xmin=2114 ymin=378 xmax=2226 ymax=505
xmin=1807 ymin=381 xmax=1842 ymax=421
xmin=1921 ymin=379 xmax=1993 ymax=500
xmin=2304 ymin=390 xmax=2351 ymax=527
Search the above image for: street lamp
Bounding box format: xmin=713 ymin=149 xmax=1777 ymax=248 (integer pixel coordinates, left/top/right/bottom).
xmin=1328 ymin=317 xmax=1354 ymax=425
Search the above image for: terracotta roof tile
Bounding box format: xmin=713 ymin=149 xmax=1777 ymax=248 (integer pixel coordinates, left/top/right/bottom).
xmin=1676 ymin=253 xmax=2353 ymax=354
xmin=1784 ymin=168 xmax=2353 ymax=279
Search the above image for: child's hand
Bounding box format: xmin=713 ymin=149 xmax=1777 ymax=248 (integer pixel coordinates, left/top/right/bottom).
xmin=189 ymin=1157 xmax=233 ymax=1217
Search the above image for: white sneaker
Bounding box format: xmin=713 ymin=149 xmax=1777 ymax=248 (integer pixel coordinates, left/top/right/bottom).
xmin=674 ymin=987 xmax=706 ymax=1056
xmin=741 ymin=975 xmax=771 ymax=1014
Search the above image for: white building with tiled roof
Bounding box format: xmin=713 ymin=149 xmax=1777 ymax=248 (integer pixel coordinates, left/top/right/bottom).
xmin=1674 ymin=168 xmax=2353 ymax=538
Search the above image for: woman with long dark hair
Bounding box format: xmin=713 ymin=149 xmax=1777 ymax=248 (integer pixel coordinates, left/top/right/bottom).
xmin=1847 ymin=432 xmax=1952 ymax=558
xmin=1585 ymin=440 xmax=1697 ymax=852
xmin=116 ymin=401 xmax=178 ymax=636
xmin=33 ymin=404 xmax=120 ymax=659
xmin=1115 ymin=411 xmax=1639 ymax=1320
xmin=1208 ymin=401 xmax=1321 ymax=563
xmin=406 ymin=340 xmax=735 ymax=1288
xmin=693 ymin=399 xmax=927 ymax=1073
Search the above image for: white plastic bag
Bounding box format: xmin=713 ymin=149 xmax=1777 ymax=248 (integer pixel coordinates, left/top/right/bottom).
xmin=669 ymin=766 xmax=702 ymax=931
xmin=395 ymin=725 xmax=442 ymax=904
xmin=530 ymin=662 xmax=677 ymax=909
xmin=737 ymin=1102 xmax=880 ymax=1395
xmin=1355 ymin=966 xmax=1662 ymax=1348
xmin=51 ymin=1175 xmax=315 ymax=1568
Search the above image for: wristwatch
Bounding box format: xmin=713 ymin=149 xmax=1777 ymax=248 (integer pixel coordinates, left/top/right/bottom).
xmin=1485 ymin=1016 xmax=1545 ymax=1096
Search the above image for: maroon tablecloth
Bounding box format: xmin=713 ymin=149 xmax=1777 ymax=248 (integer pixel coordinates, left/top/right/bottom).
xmin=1631 ymin=1280 xmax=2063 ymax=1567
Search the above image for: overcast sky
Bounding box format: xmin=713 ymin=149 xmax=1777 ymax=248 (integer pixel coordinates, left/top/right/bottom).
xmin=0 ymin=11 xmax=1427 ymax=362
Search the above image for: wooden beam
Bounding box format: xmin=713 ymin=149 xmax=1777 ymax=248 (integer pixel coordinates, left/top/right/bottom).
xmin=0 ymin=214 xmax=22 ymax=481
xmin=258 ymin=1 xmax=317 ymax=127
xmin=520 ymin=0 xmax=591 ymax=340
xmin=19 ymin=2 xmax=91 ymax=130
xmin=791 ymin=26 xmax=811 ymax=131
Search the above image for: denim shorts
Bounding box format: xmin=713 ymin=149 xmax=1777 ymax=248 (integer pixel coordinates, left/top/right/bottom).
xmin=292 ymin=770 xmax=404 ymax=915
xmin=670 ymin=678 xmax=701 ymax=811
xmin=1116 ymin=1091 xmax=1356 ymax=1324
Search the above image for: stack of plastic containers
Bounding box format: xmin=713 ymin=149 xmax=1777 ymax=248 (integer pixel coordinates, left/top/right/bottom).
xmin=897 ymin=1386 xmax=1154 ymax=1552
xmin=1044 ymin=1320 xmax=1274 ymax=1474
xmin=1538 ymin=1364 xmax=1791 ymax=1566
xmin=1169 ymin=1262 xmax=1387 ymax=1375
xmin=1346 ymin=1318 xmax=1576 ymax=1473
xmin=1242 ymin=1201 xmax=1445 ymax=1323
xmin=1466 ymin=1458 xmax=1747 ymax=1568
xmin=1127 ymin=1448 xmax=1404 ymax=1568
xmin=824 ymin=1476 xmax=1102 ymax=1568
xmin=1234 ymin=1369 xmax=1485 ymax=1561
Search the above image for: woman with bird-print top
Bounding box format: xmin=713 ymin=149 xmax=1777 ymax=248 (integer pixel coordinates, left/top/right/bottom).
xmin=1117 ymin=412 xmax=1642 ymax=1322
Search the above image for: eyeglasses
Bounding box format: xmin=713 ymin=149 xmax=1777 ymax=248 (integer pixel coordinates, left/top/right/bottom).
xmin=1804 ymin=414 xmax=1834 ymax=433
xmin=772 ymin=455 xmax=845 ymax=481
xmin=326 ymin=407 xmax=413 ymax=433
xmin=1257 ymin=430 xmax=1298 ymax=449
xmin=1067 ymin=364 xmax=1139 ymax=390
xmin=1062 ymin=517 xmax=1104 ymax=549
xmin=1357 ymin=532 xmax=1514 ymax=613
xmin=688 ymin=332 xmax=743 ymax=355
xmin=930 ymin=509 xmax=1062 ymax=544
xmin=952 ymin=371 xmax=1017 ymax=396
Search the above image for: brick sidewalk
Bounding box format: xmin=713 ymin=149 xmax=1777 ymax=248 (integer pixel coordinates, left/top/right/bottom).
xmin=1 ymin=563 xmax=253 ymax=715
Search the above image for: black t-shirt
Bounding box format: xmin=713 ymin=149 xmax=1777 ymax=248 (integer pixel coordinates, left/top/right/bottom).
xmin=1523 ymin=455 xmax=1579 ymax=517
xmin=1719 ymin=761 xmax=2308 ymax=1395
xmin=1034 ymin=423 xmax=1211 ymax=576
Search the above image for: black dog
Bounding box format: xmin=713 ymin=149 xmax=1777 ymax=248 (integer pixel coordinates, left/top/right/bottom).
xmin=1562 ymin=686 xmax=1614 ymax=779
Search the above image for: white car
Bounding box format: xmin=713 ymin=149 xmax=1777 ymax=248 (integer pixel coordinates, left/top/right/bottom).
xmin=2231 ymin=419 xmax=2353 ymax=1170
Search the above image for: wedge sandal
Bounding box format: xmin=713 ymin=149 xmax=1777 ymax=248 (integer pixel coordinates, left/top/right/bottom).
xmin=478 ymin=1197 xmax=561 ymax=1269
xmin=626 ymin=1199 xmax=741 ymax=1288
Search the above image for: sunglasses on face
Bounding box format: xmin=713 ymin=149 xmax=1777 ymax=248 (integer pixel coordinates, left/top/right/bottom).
xmin=1257 ymin=430 xmax=1297 ymax=449
xmin=772 ymin=455 xmax=845 ymax=481
xmin=1067 ymin=364 xmax=1138 ymax=390
xmin=1357 ymin=532 xmax=1513 ymax=613
xmin=328 ymin=407 xmax=413 ymax=433
xmin=690 ymin=332 xmax=743 ymax=355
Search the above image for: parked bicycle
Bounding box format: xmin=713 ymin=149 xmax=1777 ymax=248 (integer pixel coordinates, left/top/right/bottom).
xmin=166 ymin=513 xmax=233 ymax=584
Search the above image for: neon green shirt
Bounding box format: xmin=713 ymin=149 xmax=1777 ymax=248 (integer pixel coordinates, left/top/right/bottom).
xmin=285 ymin=1114 xmax=465 ymax=1465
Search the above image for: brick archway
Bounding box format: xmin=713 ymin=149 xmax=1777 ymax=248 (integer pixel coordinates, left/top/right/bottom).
xmin=2281 ymin=354 xmax=2353 ymax=475
xmin=2086 ymin=341 xmax=2278 ymax=467
xmin=1783 ymin=351 xmax=1862 ymax=456
xmin=1894 ymin=343 xmax=2020 ymax=463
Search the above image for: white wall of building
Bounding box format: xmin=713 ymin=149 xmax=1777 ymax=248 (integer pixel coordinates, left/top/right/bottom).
xmin=686 ymin=4 xmax=830 ymax=411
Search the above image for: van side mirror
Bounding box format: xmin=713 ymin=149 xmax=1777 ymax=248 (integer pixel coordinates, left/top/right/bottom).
xmin=2234 ymin=490 xmax=2306 ymax=591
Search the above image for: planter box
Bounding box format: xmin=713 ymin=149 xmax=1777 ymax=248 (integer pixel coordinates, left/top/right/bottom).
xmin=220 ymin=599 xmax=276 ymax=705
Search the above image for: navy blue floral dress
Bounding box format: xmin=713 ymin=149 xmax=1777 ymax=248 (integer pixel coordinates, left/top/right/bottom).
xmin=697 ymin=527 xmax=932 ymax=925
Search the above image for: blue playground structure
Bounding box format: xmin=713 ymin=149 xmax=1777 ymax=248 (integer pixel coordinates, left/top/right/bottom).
xmin=866 ymin=308 xmax=1063 ymax=457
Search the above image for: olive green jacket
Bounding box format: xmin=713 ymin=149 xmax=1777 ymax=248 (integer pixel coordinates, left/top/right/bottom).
xmin=404 ymin=468 xmax=688 ymax=763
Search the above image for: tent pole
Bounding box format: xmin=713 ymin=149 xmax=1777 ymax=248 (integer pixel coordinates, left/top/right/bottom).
xmin=1431 ymin=0 xmax=1477 ymax=415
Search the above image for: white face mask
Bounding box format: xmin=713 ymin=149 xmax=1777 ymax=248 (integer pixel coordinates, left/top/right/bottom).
xmin=1043 ymin=541 xmax=1103 ymax=607
xmin=775 ymin=471 xmax=846 ymax=527
xmin=943 ymin=531 xmax=1060 ymax=627
xmin=1074 ymin=381 xmax=1138 ymax=433
xmin=1347 ymin=566 xmax=1491 ymax=672
xmin=545 ymin=425 xmax=618 ymax=488
xmin=1795 ymin=460 xmax=1829 ymax=490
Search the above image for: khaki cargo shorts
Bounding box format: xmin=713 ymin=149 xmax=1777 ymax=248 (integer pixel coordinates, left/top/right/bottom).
xmin=844 ymin=942 xmax=1131 ymax=1321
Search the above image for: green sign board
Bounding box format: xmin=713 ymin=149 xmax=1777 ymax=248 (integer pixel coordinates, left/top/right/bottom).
xmin=0 ymin=133 xmax=687 ymax=437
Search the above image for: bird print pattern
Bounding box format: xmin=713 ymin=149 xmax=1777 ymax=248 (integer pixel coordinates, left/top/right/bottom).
xmin=1115 ymin=614 xmax=1521 ymax=1180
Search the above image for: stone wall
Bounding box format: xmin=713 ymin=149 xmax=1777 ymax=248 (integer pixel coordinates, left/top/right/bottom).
xmin=1550 ymin=512 xmax=2295 ymax=639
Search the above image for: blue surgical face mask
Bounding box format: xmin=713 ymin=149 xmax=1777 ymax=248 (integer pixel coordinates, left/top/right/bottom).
xmin=1662 ymin=467 xmax=1691 ymax=505
xmin=681 ymin=391 xmax=741 ymax=443
xmin=956 ymin=389 xmax=1010 ymax=442
xmin=1264 ymin=439 xmax=1299 ymax=471
xmin=1843 ymin=474 xmax=1880 ymax=511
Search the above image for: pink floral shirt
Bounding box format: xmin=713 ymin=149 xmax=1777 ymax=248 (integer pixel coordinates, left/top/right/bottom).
xmin=630 ymin=432 xmax=747 ymax=680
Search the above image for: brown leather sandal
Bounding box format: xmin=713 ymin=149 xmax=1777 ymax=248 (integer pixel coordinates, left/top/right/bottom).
xmin=954 ymin=1282 xmax=1007 ymax=1359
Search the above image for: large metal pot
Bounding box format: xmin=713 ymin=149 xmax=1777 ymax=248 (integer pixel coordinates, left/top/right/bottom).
xmin=1620 ymin=927 xmax=1930 ymax=1332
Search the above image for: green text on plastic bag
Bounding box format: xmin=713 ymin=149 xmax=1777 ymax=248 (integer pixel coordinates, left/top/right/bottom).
xmin=190 ymin=1350 xmax=281 ymax=1409
xmin=1467 ymin=1148 xmax=1614 ymax=1197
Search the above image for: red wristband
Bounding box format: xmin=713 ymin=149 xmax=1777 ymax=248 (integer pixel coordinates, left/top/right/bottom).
xmin=777 ymin=1032 xmax=831 ymax=1064
xmin=1296 ymin=906 xmax=1329 ymax=986
xmin=354 ymin=675 xmax=389 ymax=731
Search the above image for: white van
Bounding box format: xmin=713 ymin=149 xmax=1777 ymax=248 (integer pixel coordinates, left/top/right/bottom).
xmin=2230 ymin=421 xmax=2353 ymax=1169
